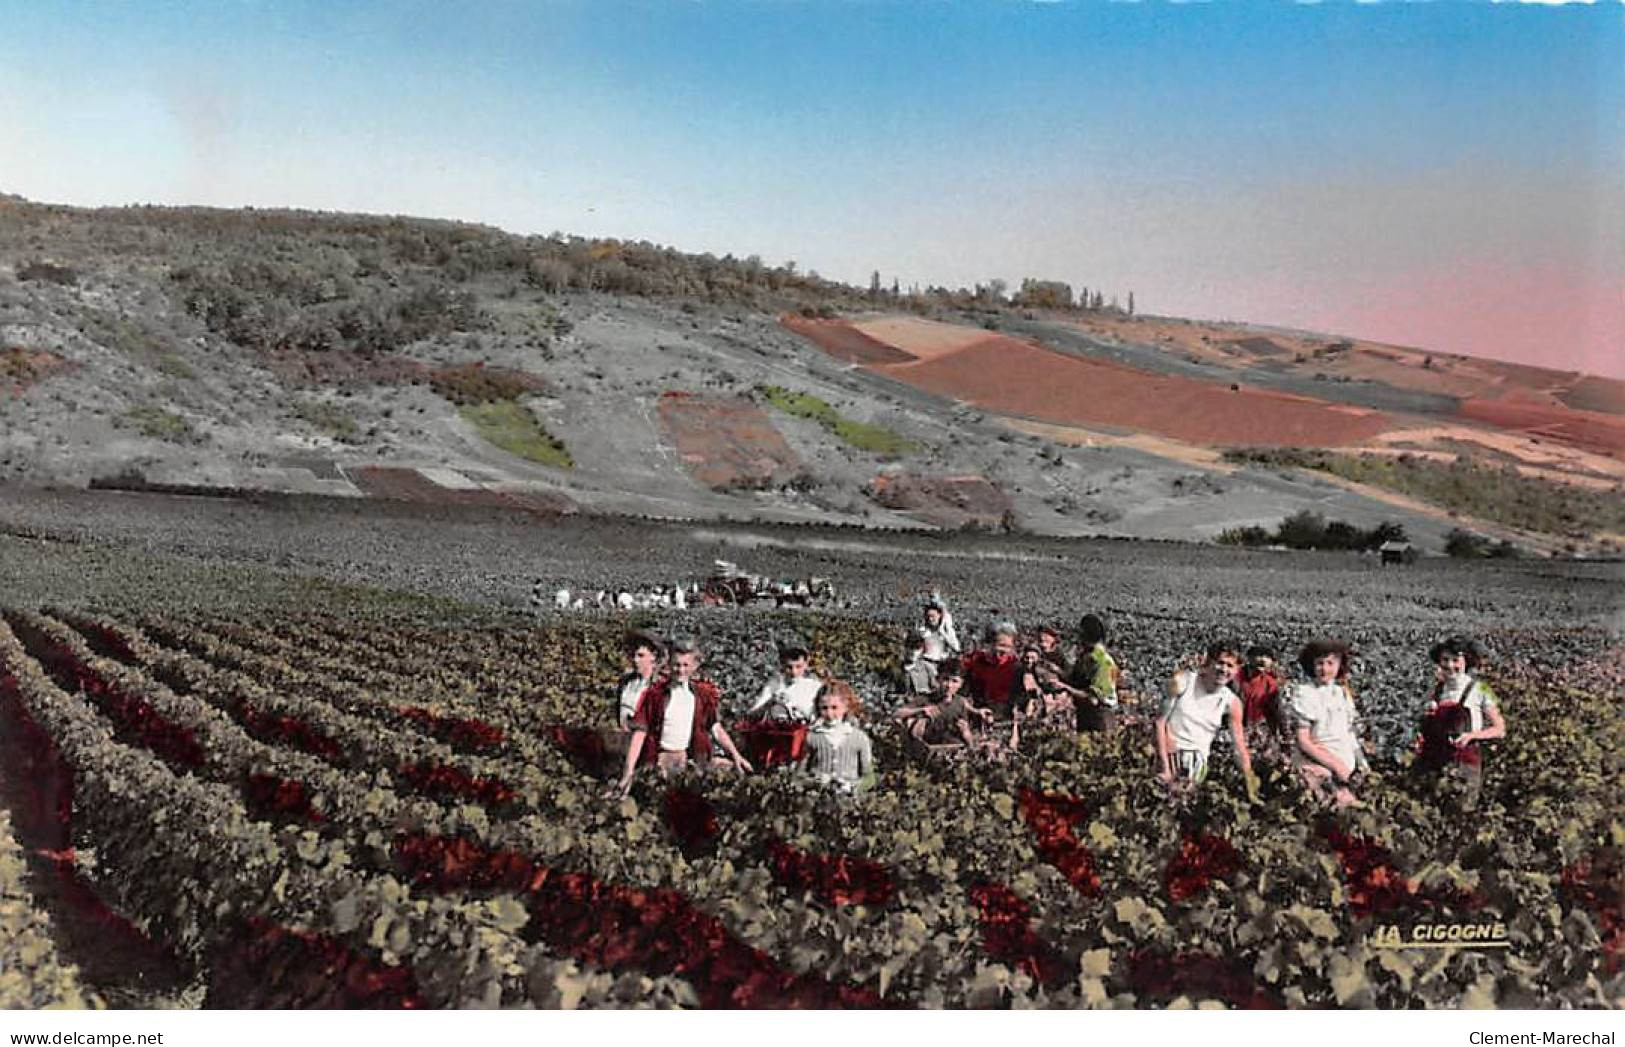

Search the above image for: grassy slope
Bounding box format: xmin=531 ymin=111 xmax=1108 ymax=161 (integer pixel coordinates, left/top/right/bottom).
xmin=760 ymin=385 xmax=917 ymax=457
xmin=459 ymin=401 xmax=573 ymax=468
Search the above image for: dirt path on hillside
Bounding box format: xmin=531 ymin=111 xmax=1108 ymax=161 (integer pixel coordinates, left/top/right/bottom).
xmin=998 ymin=417 xmax=1238 ymax=472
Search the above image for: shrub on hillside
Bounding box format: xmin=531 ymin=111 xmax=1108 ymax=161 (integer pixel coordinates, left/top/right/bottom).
xmin=1216 ymin=514 xmax=1408 ymax=553
xmin=118 ymin=405 xmax=196 ymax=444
xmin=1225 ymin=448 xmax=1623 ymax=540
xmin=428 ymin=364 xmax=547 ymax=406
xmin=16 ymin=261 xmax=79 ymax=285
xmin=171 ymin=262 xmax=486 ymax=356
xmin=1214 ymin=525 xmax=1272 ymax=547
xmin=1445 ymin=528 xmax=1521 ymax=560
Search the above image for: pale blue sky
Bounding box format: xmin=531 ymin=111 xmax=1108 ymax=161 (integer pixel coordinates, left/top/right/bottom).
xmin=4 ymin=2 xmax=1621 ymax=374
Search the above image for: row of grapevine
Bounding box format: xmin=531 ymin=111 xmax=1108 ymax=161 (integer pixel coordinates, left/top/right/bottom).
xmin=1 ymin=607 xmax=1618 ymax=1007
xmin=0 ymin=807 xmax=101 ymax=1008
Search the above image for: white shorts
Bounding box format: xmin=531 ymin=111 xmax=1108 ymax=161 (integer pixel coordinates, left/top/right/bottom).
xmin=1174 ymin=749 xmax=1209 ymax=783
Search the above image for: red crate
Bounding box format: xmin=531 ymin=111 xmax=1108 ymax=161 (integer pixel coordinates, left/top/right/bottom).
xmin=733 ymin=720 xmax=809 ymax=769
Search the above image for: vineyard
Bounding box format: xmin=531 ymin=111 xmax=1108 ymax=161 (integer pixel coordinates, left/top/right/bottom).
xmin=0 ymin=605 xmax=1619 ymax=1010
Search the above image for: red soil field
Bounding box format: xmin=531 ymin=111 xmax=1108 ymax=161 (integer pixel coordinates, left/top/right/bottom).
xmin=779 ymin=316 xmax=915 ymax=365
xmin=656 ymin=392 xmax=803 ymax=490
xmin=348 ymin=467 xmax=575 ymax=515
xmin=1 ymin=348 xmax=68 ymax=395
xmin=787 ymin=316 xmax=1625 ymax=460
xmin=1456 ymin=400 xmax=1625 ymax=461
xmin=882 ymin=335 xmax=1395 ymax=448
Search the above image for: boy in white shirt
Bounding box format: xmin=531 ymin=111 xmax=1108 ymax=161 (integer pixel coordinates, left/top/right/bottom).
xmin=609 ymin=637 xmax=751 ymax=798
xmin=1155 ymin=640 xmax=1257 ymax=799
xmin=904 ymin=597 xmax=961 ymax=695
xmin=614 ymin=631 xmax=665 ymax=730
xmin=1288 ymin=638 xmax=1366 ymax=808
xmin=746 ymin=642 xmax=825 ymax=722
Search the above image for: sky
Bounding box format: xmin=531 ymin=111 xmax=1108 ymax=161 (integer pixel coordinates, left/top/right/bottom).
xmin=3 ymin=1 xmax=1622 ymax=378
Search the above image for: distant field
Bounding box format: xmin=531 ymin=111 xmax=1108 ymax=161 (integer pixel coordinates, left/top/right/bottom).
xmin=869 ymin=330 xmax=1394 ymax=447
xmin=1224 ymin=448 xmax=1625 ymax=541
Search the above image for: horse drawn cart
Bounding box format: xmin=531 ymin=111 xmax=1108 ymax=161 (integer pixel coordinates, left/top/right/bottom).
xmin=701 ymin=561 xmax=835 ymax=608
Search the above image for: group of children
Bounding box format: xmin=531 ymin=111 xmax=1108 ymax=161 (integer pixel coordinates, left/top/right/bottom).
xmin=1151 ymin=634 xmax=1504 ymax=807
xmin=607 ymin=631 xmax=875 ymax=797
xmin=603 ymin=601 xmax=1507 ymax=808
xmin=898 ymin=603 xmax=1122 ymax=748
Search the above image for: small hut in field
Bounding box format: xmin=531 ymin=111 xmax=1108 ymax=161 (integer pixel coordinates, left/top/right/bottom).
xmin=1379 ymin=540 xmax=1417 ymax=565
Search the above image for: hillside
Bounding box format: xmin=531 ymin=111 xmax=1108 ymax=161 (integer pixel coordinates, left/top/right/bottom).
xmin=2 ymin=196 xmax=1619 ymax=555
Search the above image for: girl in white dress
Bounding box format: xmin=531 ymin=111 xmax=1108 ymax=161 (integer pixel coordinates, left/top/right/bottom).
xmin=1288 ymin=638 xmax=1366 ymax=808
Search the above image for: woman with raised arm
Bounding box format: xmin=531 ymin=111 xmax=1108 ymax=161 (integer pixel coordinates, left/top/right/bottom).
xmin=904 ymin=594 xmax=961 ymax=696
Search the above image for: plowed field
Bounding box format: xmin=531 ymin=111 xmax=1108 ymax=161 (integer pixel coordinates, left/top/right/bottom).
xmin=870 ymin=473 xmax=1011 ymax=529
xmin=1456 ymin=400 xmax=1625 ymax=461
xmin=778 ymin=316 xmax=914 ymax=365
xmin=349 ymin=467 xmax=575 ymax=515
xmin=848 ymin=316 xmax=995 ymax=360
xmin=880 ymin=335 xmax=1394 ymax=448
